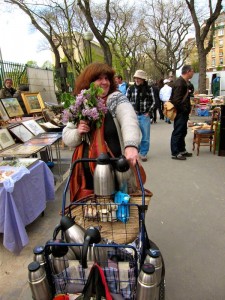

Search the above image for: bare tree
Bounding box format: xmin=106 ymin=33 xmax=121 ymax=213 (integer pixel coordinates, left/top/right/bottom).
xmin=4 ymin=0 xmax=89 ymax=77
xmin=143 ymin=0 xmax=193 ymax=78
xmin=76 ymin=0 xmax=113 ymax=65
xmin=185 ymin=0 xmax=223 ymax=93
xmin=107 ymin=1 xmax=147 ymax=81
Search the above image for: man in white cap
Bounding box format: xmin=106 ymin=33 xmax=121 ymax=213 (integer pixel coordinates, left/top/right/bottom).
xmin=159 ymin=79 xmax=173 ymax=124
xmin=126 ymin=70 xmax=155 ymax=162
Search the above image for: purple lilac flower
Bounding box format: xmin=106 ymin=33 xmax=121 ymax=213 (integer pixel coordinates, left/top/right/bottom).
xmin=63 ymin=86 xmax=107 ymax=126
xmin=62 ymin=109 xmax=73 ymax=123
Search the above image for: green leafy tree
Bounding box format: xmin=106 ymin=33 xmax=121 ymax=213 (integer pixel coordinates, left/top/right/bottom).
xmin=26 ymin=60 xmax=39 ymax=67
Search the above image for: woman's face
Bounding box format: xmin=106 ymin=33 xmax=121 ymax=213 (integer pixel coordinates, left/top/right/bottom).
xmin=94 ymin=74 xmax=110 ymax=97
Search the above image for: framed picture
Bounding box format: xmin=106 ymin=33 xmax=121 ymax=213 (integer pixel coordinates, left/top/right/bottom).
xmin=0 ymin=128 xmax=15 ymax=149
xmin=9 ymin=124 xmax=35 ymax=143
xmin=1 ymin=98 xmax=24 ymax=118
xmin=22 ymin=119 xmax=46 ymax=136
xmin=21 ymin=92 xmax=45 ymax=114
xmin=0 ymin=101 xmax=10 ymax=121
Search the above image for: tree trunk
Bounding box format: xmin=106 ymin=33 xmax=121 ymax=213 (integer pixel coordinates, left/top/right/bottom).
xmin=198 ymin=46 xmax=207 ymax=94
xmin=103 ymin=43 xmax=112 ymax=66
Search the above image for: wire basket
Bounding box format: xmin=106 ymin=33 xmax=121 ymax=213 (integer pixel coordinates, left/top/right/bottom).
xmin=45 ymin=242 xmax=138 ymax=299
xmin=65 ymin=189 xmax=152 ymax=244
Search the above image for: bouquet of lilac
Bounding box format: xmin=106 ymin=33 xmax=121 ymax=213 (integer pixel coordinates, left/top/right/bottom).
xmin=62 ymin=83 xmax=108 ymax=129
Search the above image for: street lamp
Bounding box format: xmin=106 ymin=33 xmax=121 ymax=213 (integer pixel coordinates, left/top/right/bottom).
xmin=83 ymin=31 xmax=94 ymax=64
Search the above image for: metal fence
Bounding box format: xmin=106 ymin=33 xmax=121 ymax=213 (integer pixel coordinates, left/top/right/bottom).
xmin=0 ymin=61 xmax=28 ymax=89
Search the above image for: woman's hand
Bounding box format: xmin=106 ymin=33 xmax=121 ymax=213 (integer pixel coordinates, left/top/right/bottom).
xmin=124 ymin=146 xmax=139 ymax=167
xmin=77 ymin=120 xmax=90 ymax=134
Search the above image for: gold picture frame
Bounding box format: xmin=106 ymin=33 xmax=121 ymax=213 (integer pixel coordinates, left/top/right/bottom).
xmin=21 ymin=92 xmax=45 ymax=114
xmin=1 ymin=98 xmax=24 ymax=118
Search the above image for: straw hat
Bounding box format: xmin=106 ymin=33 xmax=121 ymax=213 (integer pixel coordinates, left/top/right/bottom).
xmin=133 ymin=70 xmax=147 ymax=80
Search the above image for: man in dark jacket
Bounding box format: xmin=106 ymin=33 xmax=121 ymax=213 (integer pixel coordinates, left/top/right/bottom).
xmin=170 ymin=65 xmax=194 ymax=160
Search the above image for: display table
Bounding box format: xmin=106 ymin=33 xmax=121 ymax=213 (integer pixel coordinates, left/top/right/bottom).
xmin=0 ymin=160 xmax=55 ymax=254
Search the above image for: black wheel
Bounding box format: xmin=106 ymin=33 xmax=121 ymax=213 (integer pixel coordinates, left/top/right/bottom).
xmin=159 ymin=278 xmax=166 ymax=300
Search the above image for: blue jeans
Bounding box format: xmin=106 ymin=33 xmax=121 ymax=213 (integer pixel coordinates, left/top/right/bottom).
xmin=137 ymin=114 xmax=151 ymax=156
xmin=171 ymin=112 xmax=189 ymax=156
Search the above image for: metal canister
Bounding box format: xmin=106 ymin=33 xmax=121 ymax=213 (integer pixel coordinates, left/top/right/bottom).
xmin=144 ymin=248 xmax=163 ymax=299
xmin=93 ymin=153 xmax=115 ymax=196
xmin=136 ymin=263 xmax=157 ymax=300
xmin=28 ymin=261 xmax=52 ymax=300
xmin=51 ymin=240 xmax=69 ymax=275
xmin=33 ymin=245 xmax=46 ymax=269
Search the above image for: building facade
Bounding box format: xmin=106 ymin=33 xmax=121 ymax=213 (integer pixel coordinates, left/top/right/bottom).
xmin=206 ymin=12 xmax=225 ymax=72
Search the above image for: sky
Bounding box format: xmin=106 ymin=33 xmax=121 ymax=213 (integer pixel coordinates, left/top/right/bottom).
xmin=0 ymin=1 xmax=224 ymax=67
xmin=0 ymin=8 xmax=52 ymax=67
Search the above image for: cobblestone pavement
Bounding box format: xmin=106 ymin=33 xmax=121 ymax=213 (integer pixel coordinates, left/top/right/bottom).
xmin=1 ymin=114 xmax=225 ymax=300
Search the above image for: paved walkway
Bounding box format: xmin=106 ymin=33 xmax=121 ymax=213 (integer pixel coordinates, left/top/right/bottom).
xmin=0 ymin=115 xmax=225 ymax=299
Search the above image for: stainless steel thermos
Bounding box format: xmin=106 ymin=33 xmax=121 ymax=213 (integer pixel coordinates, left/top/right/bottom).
xmin=60 ymin=215 xmax=85 ymax=259
xmin=33 ymin=245 xmax=46 ymax=269
xmin=136 ymin=263 xmax=157 ymax=300
xmin=28 ymin=261 xmax=52 ymax=300
xmin=144 ymin=248 xmax=163 ymax=299
xmin=114 ymin=155 xmax=132 ymax=193
xmin=93 ymin=153 xmax=115 ymax=196
xmin=51 ymin=240 xmax=69 ymax=275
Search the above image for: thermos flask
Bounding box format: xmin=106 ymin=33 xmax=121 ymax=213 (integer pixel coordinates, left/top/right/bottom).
xmin=33 ymin=245 xmax=46 ymax=270
xmin=136 ymin=263 xmax=157 ymax=300
xmin=114 ymin=155 xmax=131 ymax=193
xmin=28 ymin=261 xmax=52 ymax=300
xmin=81 ymin=226 xmax=108 ymax=268
xmin=93 ymin=153 xmax=115 ymax=196
xmin=144 ymin=248 xmax=163 ymax=300
xmin=51 ymin=240 xmax=69 ymax=275
xmin=59 ymin=215 xmax=85 ymax=260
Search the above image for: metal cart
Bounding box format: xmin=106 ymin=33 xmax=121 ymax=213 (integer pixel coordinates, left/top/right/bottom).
xmin=43 ymin=157 xmax=165 ymax=299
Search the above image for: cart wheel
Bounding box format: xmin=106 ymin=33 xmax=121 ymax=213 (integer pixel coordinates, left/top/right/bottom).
xmin=159 ymin=278 xmax=166 ymax=300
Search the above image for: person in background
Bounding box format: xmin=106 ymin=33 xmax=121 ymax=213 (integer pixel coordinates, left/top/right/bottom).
xmin=170 ymin=65 xmax=194 ymax=160
xmin=212 ymin=74 xmax=220 ymax=97
xmin=159 ymin=79 xmax=172 ymax=124
xmin=62 ymin=62 xmax=141 ymax=201
xmin=0 ymin=79 xmax=28 ymax=115
xmin=152 ymin=81 xmax=164 ymax=123
xmin=158 ymin=78 xmax=165 ymax=120
xmin=126 ymin=70 xmax=154 ymax=162
xmin=115 ymin=75 xmax=128 ymax=95
xmin=0 ymin=78 xmax=17 ymax=98
xmin=187 ymin=80 xmax=194 ymax=98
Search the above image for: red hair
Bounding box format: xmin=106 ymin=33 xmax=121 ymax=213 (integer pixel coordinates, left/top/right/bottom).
xmin=74 ymin=62 xmax=117 ymax=95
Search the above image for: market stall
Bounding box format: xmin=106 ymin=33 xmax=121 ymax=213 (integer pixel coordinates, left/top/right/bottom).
xmin=0 ymin=160 xmax=55 ymax=254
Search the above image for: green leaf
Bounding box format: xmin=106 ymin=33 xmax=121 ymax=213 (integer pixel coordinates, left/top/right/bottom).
xmin=60 ymin=92 xmax=76 ymax=109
